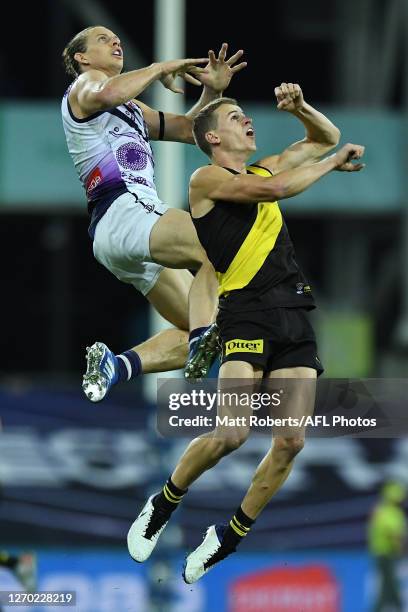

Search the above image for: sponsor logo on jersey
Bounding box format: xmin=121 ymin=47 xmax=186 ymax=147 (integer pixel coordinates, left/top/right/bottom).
xmin=296 ymin=283 xmax=312 ymax=295
xmin=86 ymin=167 xmax=102 ymax=193
xmin=138 ymin=199 xmax=156 ymax=213
xmin=225 ymin=339 xmax=264 ymax=356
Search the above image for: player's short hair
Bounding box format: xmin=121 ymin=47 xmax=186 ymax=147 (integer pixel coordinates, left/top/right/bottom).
xmin=193 ymin=97 xmax=238 ymax=157
xmin=62 ymin=26 xmax=101 ymax=79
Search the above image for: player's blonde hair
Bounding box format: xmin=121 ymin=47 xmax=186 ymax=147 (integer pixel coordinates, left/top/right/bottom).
xmin=193 ymin=97 xmax=237 ymax=157
xmin=62 ymin=26 xmax=102 ymax=79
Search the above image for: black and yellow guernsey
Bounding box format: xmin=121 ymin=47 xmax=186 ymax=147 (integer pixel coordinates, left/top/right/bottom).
xmin=192 ymin=164 xmax=315 ymax=312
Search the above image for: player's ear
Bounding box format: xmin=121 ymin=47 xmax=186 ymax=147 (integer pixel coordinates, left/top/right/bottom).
xmin=206 ymin=131 xmax=220 ymax=146
xmin=74 ymin=52 xmax=90 ymax=67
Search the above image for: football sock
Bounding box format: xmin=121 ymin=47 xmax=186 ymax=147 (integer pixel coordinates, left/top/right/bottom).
xmin=188 ymin=326 xmax=209 ymax=354
xmin=116 ymin=350 xmax=142 ymax=382
xmin=153 ymin=477 xmax=188 ymax=515
xmin=221 ymin=506 xmax=256 ymax=549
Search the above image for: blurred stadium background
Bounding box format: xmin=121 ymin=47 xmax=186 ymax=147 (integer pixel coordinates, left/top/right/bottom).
xmin=1 ymin=0 xmax=408 ymax=610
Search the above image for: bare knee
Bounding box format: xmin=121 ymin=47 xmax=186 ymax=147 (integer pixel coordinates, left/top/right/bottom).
xmin=225 ymin=429 xmax=250 ymax=453
xmin=210 ymin=429 xmax=249 ymax=458
xmin=251 ymin=438 xmax=304 ymax=492
xmin=273 ymin=436 xmax=305 ymax=464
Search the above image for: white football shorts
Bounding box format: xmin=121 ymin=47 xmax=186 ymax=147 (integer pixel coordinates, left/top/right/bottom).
xmin=93 ymin=191 xmax=169 ymax=296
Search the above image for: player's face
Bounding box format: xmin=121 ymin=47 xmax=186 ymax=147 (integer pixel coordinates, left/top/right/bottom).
xmin=82 ymin=27 xmax=124 ymax=74
xmin=214 ymin=104 xmax=256 ymax=153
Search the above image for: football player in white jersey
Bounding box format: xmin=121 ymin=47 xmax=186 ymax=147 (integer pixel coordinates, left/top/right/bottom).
xmin=61 ymin=26 xmax=246 ymax=400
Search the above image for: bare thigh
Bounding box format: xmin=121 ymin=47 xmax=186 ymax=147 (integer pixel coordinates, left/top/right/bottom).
xmin=219 ymin=360 xmax=264 ymax=381
xmin=149 ymin=208 xmax=206 ymax=269
xmin=267 ymin=367 xmax=317 ymax=437
xmin=215 ymin=361 xmax=264 ymax=440
xmin=146 ymin=267 xmax=193 ymax=331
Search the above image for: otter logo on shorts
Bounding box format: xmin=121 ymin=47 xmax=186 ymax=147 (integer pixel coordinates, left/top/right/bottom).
xmin=225 ymin=339 xmax=264 ymax=356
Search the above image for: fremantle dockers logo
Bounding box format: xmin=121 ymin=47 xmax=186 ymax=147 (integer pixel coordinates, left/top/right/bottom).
xmin=110 ymin=127 xmax=154 ymax=170
xmin=116 ymin=142 xmax=148 ymax=171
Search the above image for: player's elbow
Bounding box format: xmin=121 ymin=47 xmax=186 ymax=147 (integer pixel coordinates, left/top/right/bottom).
xmin=315 ymin=127 xmax=341 ymax=152
xmin=327 ymin=126 xmax=341 ymax=147
xmin=312 ymin=128 xmax=340 ymax=158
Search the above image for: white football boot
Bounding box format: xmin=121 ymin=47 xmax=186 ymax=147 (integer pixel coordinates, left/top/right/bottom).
xmin=82 ymin=342 xmax=119 ymax=402
xmin=183 ymin=524 xmax=235 ymax=583
xmin=127 ymin=495 xmax=170 ymax=563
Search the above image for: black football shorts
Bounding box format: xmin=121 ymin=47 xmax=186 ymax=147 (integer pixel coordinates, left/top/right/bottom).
xmin=217 ymin=306 xmax=324 ymax=375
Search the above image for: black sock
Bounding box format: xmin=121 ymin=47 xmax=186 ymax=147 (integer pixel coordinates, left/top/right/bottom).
xmin=221 ymin=506 xmax=255 ymax=549
xmin=153 ymin=477 xmax=188 ymax=515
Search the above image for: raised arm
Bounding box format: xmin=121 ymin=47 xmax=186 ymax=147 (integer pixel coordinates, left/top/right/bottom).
xmin=190 ymin=143 xmax=365 ymax=217
xmin=69 ymin=58 xmax=208 ymax=119
xmin=138 ymin=43 xmax=246 ymax=144
xmin=256 ymin=83 xmax=341 ymax=175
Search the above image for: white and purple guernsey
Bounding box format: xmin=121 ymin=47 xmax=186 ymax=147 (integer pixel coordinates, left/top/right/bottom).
xmin=61 ymin=84 xmax=159 ymax=238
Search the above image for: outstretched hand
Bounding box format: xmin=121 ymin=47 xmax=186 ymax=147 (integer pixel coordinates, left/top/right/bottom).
xmin=160 ymin=57 xmax=209 ymax=94
xmin=196 ymin=43 xmax=247 ymax=93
